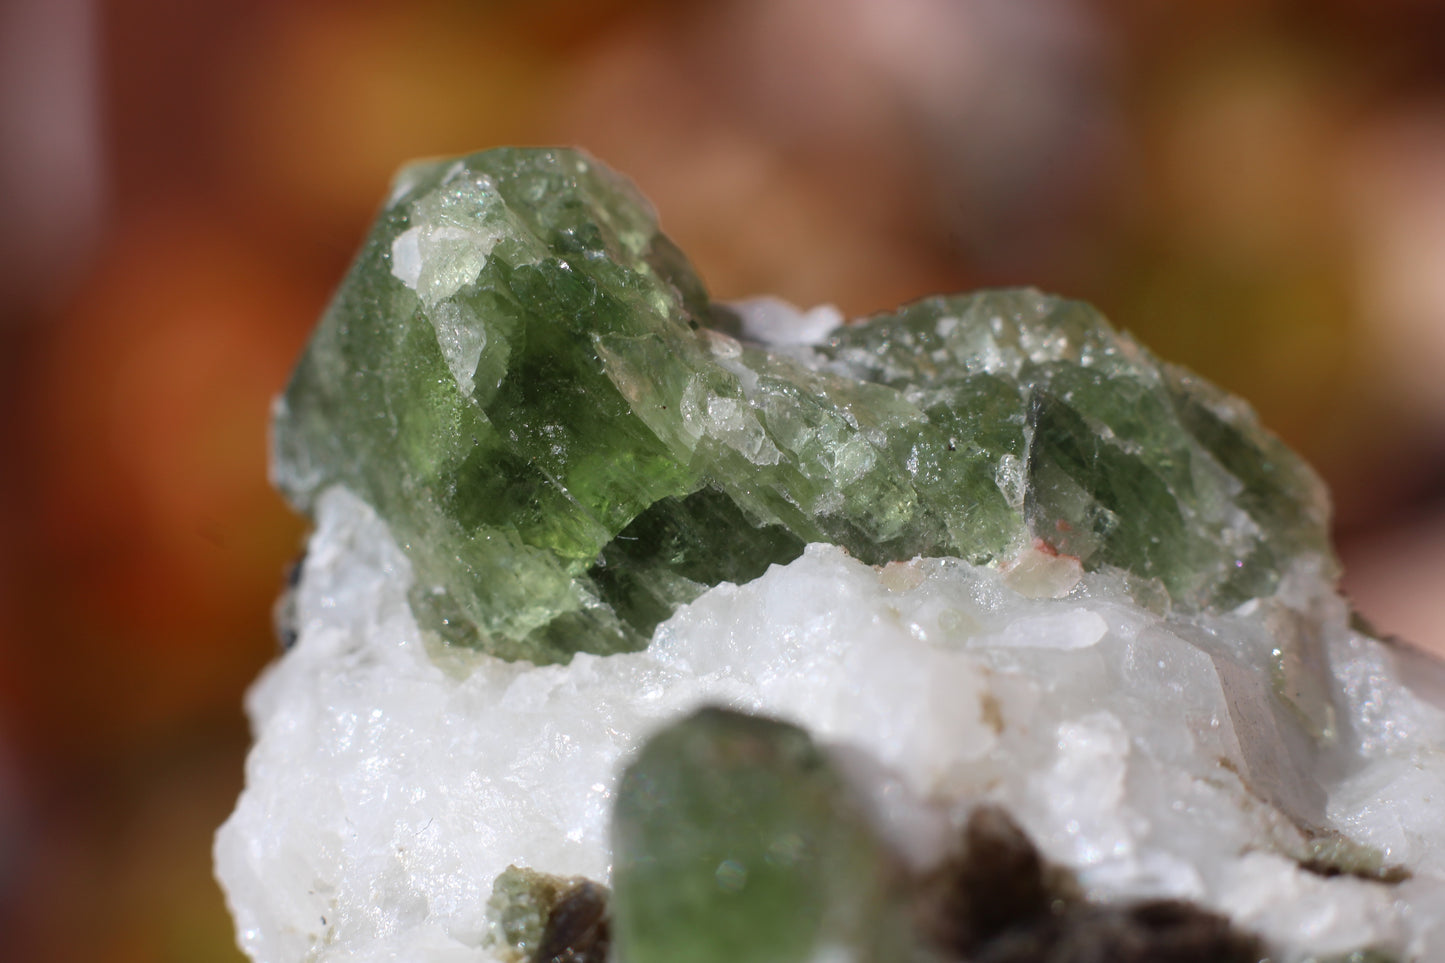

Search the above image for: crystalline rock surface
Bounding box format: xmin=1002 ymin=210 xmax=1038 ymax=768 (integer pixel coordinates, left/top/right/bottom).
xmin=216 ymin=148 xmax=1445 ymax=963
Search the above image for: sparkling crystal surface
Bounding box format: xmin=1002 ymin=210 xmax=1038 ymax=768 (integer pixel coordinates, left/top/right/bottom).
xmin=273 ymin=147 xmax=1332 ymax=663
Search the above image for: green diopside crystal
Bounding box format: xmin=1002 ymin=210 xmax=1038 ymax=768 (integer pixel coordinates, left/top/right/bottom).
xmin=485 ymin=866 xmax=568 ymax=962
xmin=484 ymin=866 xmax=610 ymax=963
xmin=273 ymin=147 xmax=1334 ymax=663
xmin=610 ymin=708 xmax=910 ymax=963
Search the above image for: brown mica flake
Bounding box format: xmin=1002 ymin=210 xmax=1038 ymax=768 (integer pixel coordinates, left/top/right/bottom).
xmin=917 ymin=805 xmax=1266 ymax=963
xmin=535 ymin=880 xmax=610 ymax=963
xmin=979 ymin=692 xmax=1006 ymax=736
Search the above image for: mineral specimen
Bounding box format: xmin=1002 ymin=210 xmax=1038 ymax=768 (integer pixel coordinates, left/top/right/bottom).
xmin=217 ymin=148 xmax=1445 ymax=963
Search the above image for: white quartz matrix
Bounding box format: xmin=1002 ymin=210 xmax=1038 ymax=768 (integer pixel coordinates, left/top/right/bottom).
xmin=216 ymin=486 xmax=1445 ymax=963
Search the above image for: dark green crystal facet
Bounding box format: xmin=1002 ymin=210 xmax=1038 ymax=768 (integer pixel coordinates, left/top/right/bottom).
xmin=274 ymin=147 xmax=1334 ymax=663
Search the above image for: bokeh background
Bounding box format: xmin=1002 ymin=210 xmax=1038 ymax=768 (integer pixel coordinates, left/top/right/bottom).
xmin=3 ymin=0 xmax=1445 ymax=959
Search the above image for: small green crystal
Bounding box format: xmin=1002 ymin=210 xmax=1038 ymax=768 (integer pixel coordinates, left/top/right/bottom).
xmin=485 ymin=866 xmax=566 ymax=962
xmin=484 ymin=866 xmax=610 ymax=963
xmin=609 ymin=708 xmax=911 ymax=963
xmin=274 ymin=147 xmax=1334 ymax=663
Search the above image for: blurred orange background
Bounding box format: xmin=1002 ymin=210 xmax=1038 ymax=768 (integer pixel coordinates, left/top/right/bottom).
xmin=2 ymin=1 xmax=1445 ymax=959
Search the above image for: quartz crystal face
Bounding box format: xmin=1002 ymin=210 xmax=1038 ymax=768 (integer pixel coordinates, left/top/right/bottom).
xmin=219 ymin=147 xmax=1445 ymax=963
xmin=273 ymin=147 xmax=1332 ymax=664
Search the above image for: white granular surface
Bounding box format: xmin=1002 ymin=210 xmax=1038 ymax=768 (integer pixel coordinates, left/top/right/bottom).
xmin=216 ymin=487 xmax=1445 ymax=963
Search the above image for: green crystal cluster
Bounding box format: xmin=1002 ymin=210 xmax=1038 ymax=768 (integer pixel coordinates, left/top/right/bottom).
xmin=274 ymin=146 xmax=1333 ymax=664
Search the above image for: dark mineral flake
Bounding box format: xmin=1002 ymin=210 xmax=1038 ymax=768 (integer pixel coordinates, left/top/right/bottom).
xmin=535 ymin=880 xmax=610 ymax=963
xmin=917 ymin=806 xmax=1266 ymax=963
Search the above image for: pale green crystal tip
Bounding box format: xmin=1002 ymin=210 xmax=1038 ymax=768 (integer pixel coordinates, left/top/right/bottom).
xmin=610 ymin=708 xmax=910 ymax=963
xmin=272 ymin=146 xmax=1335 ymax=663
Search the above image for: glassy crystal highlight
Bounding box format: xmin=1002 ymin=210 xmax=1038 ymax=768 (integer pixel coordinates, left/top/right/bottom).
xmin=273 ymin=147 xmax=1332 ymax=664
